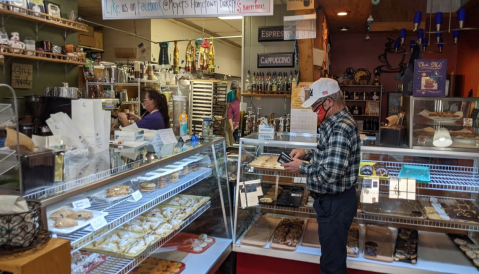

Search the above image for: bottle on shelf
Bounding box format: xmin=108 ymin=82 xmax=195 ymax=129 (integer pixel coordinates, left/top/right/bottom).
xmin=372 ymin=91 xmax=379 ymax=101
xmin=292 ymin=71 xmax=297 ymax=90
xmin=362 ymin=91 xmax=368 ymax=100
xmin=252 ymin=72 xmax=257 ymax=94
xmin=272 ymin=72 xmax=278 ymax=93
xmin=364 ymin=119 xmax=370 ymax=130
xmin=343 ymin=89 xmax=350 ymax=100
xmin=353 ymin=92 xmax=359 ymax=100
xmin=257 ymin=72 xmax=263 ymax=93
xmin=266 ymin=72 xmax=271 ymax=93
xmin=286 ymin=71 xmax=292 ymax=93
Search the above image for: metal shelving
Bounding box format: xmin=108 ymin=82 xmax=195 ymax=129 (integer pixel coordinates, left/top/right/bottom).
xmin=59 ymin=168 xmax=212 ymax=252
xmin=89 ymin=201 xmax=211 ymax=274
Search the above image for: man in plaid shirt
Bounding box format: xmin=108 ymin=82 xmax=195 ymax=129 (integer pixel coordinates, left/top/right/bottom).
xmin=283 ymin=78 xmax=360 ymax=274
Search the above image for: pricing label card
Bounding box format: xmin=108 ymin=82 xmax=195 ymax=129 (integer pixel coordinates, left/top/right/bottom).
xmin=90 ymin=216 xmax=107 ymax=231
xmin=72 ymin=198 xmax=91 ymax=209
xmin=128 ymin=190 xmax=143 ymax=202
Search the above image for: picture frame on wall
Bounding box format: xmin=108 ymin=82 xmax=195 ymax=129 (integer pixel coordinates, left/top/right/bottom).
xmin=7 ymin=0 xmax=28 ymax=13
xmin=44 ymin=1 xmax=61 ymax=20
xmin=27 ymin=0 xmax=45 ymax=16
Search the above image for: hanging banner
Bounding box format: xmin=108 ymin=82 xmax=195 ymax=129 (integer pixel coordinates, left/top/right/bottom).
xmin=101 ymin=0 xmax=273 ymax=19
xmin=286 ymin=0 xmax=314 ymax=11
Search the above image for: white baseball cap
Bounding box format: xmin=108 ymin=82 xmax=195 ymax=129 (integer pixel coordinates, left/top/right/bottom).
xmin=301 ymin=78 xmax=340 ymax=108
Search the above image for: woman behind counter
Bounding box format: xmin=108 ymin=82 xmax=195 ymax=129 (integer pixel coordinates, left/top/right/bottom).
xmin=118 ymin=90 xmax=170 ymax=130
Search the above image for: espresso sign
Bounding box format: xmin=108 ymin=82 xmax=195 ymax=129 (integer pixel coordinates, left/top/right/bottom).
xmin=257 ymin=53 xmax=294 ymax=68
xmin=258 ymin=26 xmax=284 ymax=42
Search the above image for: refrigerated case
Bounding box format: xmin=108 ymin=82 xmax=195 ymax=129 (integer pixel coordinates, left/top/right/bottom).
xmin=23 ymin=138 xmax=232 ymax=274
xmin=233 ymin=132 xmax=479 ymax=274
xmin=404 ymin=96 xmax=479 ymax=151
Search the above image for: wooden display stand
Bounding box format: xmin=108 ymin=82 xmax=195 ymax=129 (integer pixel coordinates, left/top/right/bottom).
xmin=0 ymin=239 xmax=70 ymax=274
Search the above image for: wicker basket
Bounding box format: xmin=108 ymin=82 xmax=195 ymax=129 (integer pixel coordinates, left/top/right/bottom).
xmin=0 ymin=201 xmax=51 ymax=254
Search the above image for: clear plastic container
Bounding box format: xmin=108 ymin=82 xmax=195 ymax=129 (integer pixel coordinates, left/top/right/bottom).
xmin=186 ymin=156 xmax=204 ymax=171
xmin=173 ymin=96 xmax=187 ymax=136
xmin=148 ymin=169 xmax=173 ymax=189
xmin=175 ymin=159 xmax=196 ymax=175
xmin=167 ymin=163 xmax=188 ymax=178
xmin=162 ymin=165 xmax=183 ymax=184
xmin=137 ymin=174 xmax=160 ymax=193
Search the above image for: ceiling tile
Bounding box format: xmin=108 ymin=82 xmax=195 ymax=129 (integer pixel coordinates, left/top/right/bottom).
xmin=200 ymin=20 xmax=237 ymax=33
xmin=222 ymin=20 xmax=243 ymax=31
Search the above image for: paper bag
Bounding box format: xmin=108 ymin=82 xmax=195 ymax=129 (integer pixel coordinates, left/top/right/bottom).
xmin=72 ymin=99 xmax=104 ymax=153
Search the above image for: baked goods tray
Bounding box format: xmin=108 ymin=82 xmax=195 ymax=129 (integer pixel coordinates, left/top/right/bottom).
xmin=259 ymin=184 xmax=304 ymax=208
xmin=130 ymin=258 xmax=185 ymax=274
xmin=419 ymin=110 xmax=463 ymax=121
xmin=90 ymin=182 xmax=135 ymax=204
xmin=447 ymin=234 xmax=479 ymax=269
xmin=245 ymin=153 xmax=285 ymax=171
xmin=358 ymin=162 xmax=390 ymax=180
xmin=47 ymin=207 xmax=109 ymax=235
xmin=362 ymin=195 xmax=426 ymax=219
xmin=419 ymin=196 xmax=479 ymax=224
xmin=393 ymin=228 xmax=419 ymax=264
xmin=270 ymin=218 xmax=306 ymax=251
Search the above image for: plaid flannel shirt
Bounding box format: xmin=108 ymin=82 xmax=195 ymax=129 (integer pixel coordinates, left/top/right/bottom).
xmin=300 ymin=108 xmax=360 ymax=194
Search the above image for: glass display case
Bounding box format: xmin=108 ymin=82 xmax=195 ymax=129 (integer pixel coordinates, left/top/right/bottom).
xmin=24 ymin=138 xmax=232 ymax=274
xmin=404 ymin=96 xmax=479 ymax=151
xmin=234 ymin=132 xmax=479 ymax=274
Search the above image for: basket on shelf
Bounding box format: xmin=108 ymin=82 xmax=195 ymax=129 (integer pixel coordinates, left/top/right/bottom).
xmin=0 ymin=201 xmax=51 ymax=254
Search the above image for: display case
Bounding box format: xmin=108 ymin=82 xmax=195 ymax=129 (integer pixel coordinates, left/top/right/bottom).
xmin=404 ymin=96 xmax=479 ymax=151
xmin=233 ymin=132 xmax=479 ymax=274
xmin=23 ymin=138 xmax=232 ymax=274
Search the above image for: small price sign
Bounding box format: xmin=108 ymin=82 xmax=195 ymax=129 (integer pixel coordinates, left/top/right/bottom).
xmin=72 ymin=198 xmax=91 ymax=209
xmin=90 ymin=216 xmax=107 ymax=231
xmin=128 ymin=190 xmax=143 ymax=202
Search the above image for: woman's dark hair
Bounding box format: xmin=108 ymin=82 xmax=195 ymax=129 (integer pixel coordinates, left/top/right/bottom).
xmin=147 ymin=90 xmax=170 ymax=128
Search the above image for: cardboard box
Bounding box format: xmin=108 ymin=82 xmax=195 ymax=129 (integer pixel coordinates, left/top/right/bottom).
xmin=94 ymin=30 xmax=103 ymax=50
xmin=78 ymin=34 xmax=96 ymax=48
xmin=114 ymin=130 xmax=145 ymax=142
xmin=85 ymin=26 xmax=95 ymax=37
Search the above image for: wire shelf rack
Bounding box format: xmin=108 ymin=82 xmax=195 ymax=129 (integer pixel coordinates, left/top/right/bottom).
xmin=58 ymin=168 xmax=212 ymax=252
xmin=373 ymin=161 xmax=479 ymax=193
xmin=243 ymin=167 xmax=307 ymax=179
xmin=89 ymin=201 xmax=211 ymax=274
xmin=24 ymin=159 xmax=144 ymax=200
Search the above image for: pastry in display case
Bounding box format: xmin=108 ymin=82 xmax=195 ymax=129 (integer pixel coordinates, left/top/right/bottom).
xmin=234 ymin=132 xmax=479 ymax=274
xmin=26 ymin=138 xmax=232 ymax=274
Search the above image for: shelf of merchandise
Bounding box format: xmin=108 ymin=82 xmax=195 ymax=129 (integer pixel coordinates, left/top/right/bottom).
xmin=152 ymin=237 xmax=232 ymax=274
xmin=0 ymin=4 xmax=88 ymax=32
xmin=258 ymin=202 xmax=479 ymax=232
xmin=0 ymin=46 xmax=87 ymax=65
xmin=89 ymin=201 xmax=211 ymax=274
xmin=121 ymin=101 xmax=140 ymax=105
xmin=243 ymin=167 xmax=307 ymax=179
xmin=340 ymin=85 xmax=382 ymax=88
xmin=86 ymin=82 xmax=140 ymax=87
xmin=233 ymin=220 xmax=479 ymax=274
xmin=241 ymin=93 xmax=291 ymax=98
xmin=56 ymin=168 xmax=212 ymax=252
xmin=346 ymin=100 xmax=381 ymax=102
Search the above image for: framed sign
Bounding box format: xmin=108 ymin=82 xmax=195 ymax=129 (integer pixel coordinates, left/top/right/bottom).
xmin=257 ymin=52 xmax=294 ymax=68
xmin=101 ymin=0 xmax=273 ymax=19
xmin=258 ymin=26 xmax=284 ymax=42
xmin=388 ymin=93 xmax=402 ymax=117
xmin=413 ymin=59 xmax=447 ymax=97
xmin=11 ymin=63 xmax=33 ymax=89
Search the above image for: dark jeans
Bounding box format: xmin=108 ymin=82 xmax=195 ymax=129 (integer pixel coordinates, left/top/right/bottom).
xmin=312 ymin=186 xmax=358 ymax=274
xmin=233 ymin=129 xmax=239 ymax=143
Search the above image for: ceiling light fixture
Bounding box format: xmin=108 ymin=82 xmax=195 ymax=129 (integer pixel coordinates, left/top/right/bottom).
xmin=340 ymin=27 xmax=348 ymax=31
xmin=337 ymin=12 xmax=348 ymax=16
xmin=218 ymin=16 xmax=243 ymax=20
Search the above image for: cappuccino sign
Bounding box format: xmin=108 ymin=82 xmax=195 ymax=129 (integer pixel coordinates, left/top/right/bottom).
xmin=257 ymin=52 xmax=294 ymax=68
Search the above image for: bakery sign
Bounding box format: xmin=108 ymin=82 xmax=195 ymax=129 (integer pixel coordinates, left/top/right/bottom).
xmin=257 ymin=52 xmax=294 ymax=68
xmin=258 ymin=26 xmax=284 ymax=42
xmin=413 ymin=59 xmax=447 ymax=97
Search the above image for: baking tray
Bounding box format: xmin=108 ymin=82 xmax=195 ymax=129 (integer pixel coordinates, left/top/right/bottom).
xmin=241 ymin=216 xmax=282 ymax=247
xmin=398 ymin=165 xmax=431 ymax=183
xmin=358 ymin=162 xmax=390 ymax=180
xmin=347 ymin=223 xmax=360 ymax=258
xmin=131 ymin=258 xmax=185 ymax=274
xmin=364 ymin=225 xmax=393 ymax=262
xmin=176 ymin=233 xmax=216 ymax=254
xmin=83 ymin=230 xmax=161 ymax=259
xmin=301 ymin=219 xmax=320 ymax=248
xmin=270 ymin=218 xmax=305 ymax=251
xmin=245 ymin=153 xmax=285 ymax=171
xmin=419 ymin=196 xmax=479 ymax=224
xmin=447 ymin=233 xmax=479 ymax=270
xmin=393 ymin=228 xmax=419 ymax=264
xmin=90 ymin=182 xmax=134 ymax=203
xmin=259 ymin=184 xmax=304 ymax=208
xmin=47 ymin=207 xmax=109 ymax=235
xmin=362 ymin=195 xmax=425 ymax=219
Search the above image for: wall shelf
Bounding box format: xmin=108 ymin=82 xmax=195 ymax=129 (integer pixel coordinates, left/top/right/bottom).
xmin=241 ymin=93 xmax=291 ymax=98
xmin=340 ymin=85 xmax=381 ymax=88
xmin=0 ymin=4 xmax=88 ymax=33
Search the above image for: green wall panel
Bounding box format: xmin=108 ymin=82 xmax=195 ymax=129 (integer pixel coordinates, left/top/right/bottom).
xmin=0 ymin=0 xmax=79 ymax=99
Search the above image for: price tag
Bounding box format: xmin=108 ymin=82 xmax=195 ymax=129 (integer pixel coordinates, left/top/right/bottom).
xmin=89 ymin=216 xmax=107 ymax=231
xmin=72 ymin=198 xmax=91 ymax=209
xmin=181 ymin=135 xmax=191 ymax=142
xmin=128 ymin=190 xmax=143 ymax=202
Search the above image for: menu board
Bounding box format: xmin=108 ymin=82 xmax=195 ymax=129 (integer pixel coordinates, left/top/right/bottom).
xmin=413 ymin=59 xmax=447 ymax=97
xmin=101 ymin=0 xmax=273 ymax=19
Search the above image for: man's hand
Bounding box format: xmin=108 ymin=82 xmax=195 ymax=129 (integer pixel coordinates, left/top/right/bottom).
xmin=281 ymin=158 xmax=303 ymax=174
xmin=290 ymin=149 xmax=306 ymax=160
xmin=231 ymin=127 xmax=235 ymax=133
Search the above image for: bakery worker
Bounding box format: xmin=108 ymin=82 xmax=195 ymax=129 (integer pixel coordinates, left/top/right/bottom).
xmin=282 ymin=78 xmax=360 ymax=274
xmin=118 ymin=89 xmax=170 ymax=130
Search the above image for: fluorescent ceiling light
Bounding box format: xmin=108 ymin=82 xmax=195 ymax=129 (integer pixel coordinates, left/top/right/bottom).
xmin=337 ymin=12 xmax=348 ymax=16
xmin=218 ymin=16 xmax=243 ymax=20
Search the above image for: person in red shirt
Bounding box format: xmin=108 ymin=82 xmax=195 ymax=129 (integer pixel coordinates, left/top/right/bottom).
xmin=227 ymin=83 xmax=241 ymax=143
